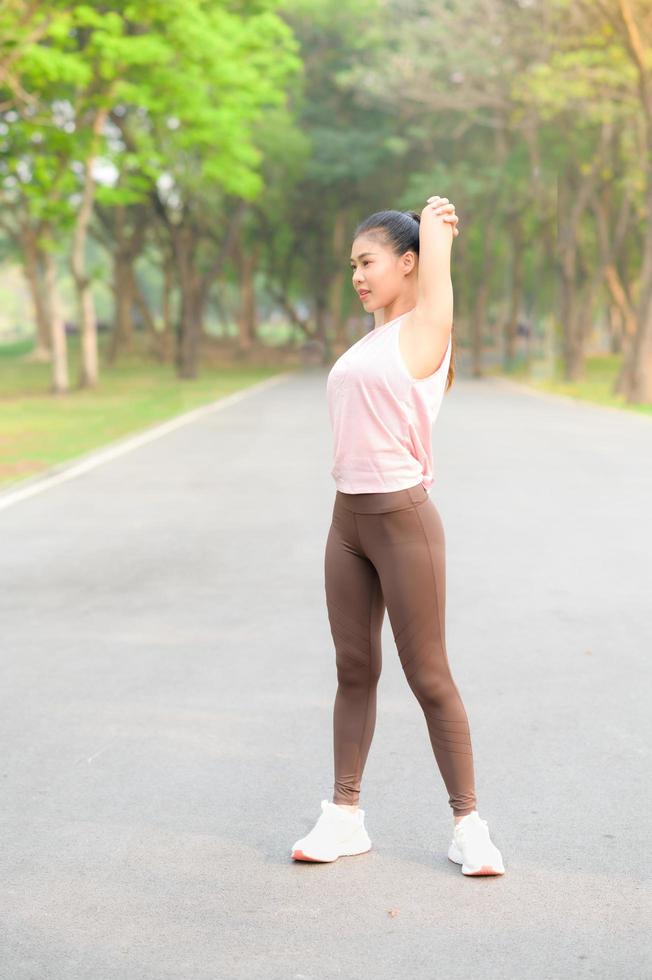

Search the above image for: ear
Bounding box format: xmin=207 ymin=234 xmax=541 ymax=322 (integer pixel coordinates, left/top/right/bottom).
xmin=401 ymin=250 xmax=417 ymax=275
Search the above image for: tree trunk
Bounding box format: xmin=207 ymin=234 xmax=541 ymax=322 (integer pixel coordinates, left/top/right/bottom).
xmin=70 ymin=105 xmax=109 ymax=388
xmin=469 ymin=219 xmax=495 ymax=378
xmin=504 ymin=215 xmax=524 ymax=368
xmin=314 ymin=294 xmax=328 ymax=349
xmin=614 ymin=0 xmax=652 ymax=402
xmin=160 ymin=247 xmax=176 ymax=363
xmin=131 ymin=270 xmax=159 ymax=357
xmin=575 ymin=251 xmax=606 ymax=372
xmin=592 ymin=190 xmax=637 ymax=393
xmin=234 ymin=234 xmax=259 ymax=352
xmin=172 ymin=224 xmax=201 ymax=378
xmin=21 ymin=224 xmax=51 ymax=362
xmin=557 ymin=125 xmax=611 ymax=382
xmin=196 ymin=200 xmax=249 ymax=348
xmin=43 ymin=245 xmax=69 ymax=395
xmin=107 ymin=249 xmax=135 ymax=365
xmin=559 ymin=271 xmax=584 ymax=381
xmin=619 ymin=170 xmax=652 ymax=402
xmin=470 ymin=278 xmax=490 ymax=378
xmin=106 ymin=204 xmax=139 ymax=365
xmin=328 ymin=209 xmax=349 ymax=356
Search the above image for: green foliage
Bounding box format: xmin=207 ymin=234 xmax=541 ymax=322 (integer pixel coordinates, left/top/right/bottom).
xmin=0 ymin=0 xmax=303 ymax=230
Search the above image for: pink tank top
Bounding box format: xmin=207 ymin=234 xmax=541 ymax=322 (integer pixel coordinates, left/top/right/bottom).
xmin=326 ymin=311 xmax=452 ymax=493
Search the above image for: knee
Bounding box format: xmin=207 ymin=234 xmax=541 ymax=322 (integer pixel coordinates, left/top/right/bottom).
xmin=336 ymin=651 xmax=381 ymax=688
xmin=408 ymin=663 xmax=456 ymax=711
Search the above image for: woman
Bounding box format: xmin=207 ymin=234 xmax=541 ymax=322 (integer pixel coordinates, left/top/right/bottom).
xmin=290 ymin=196 xmax=505 ymax=876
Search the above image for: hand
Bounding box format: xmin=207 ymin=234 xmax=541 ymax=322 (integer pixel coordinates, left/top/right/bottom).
xmin=422 ymin=195 xmax=460 ymax=237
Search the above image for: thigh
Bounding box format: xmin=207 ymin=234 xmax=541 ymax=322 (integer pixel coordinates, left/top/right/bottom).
xmin=324 ymin=505 xmax=385 ymax=672
xmin=357 ymin=498 xmax=447 ymax=678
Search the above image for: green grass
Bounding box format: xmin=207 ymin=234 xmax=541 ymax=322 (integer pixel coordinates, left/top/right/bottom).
xmin=0 ymin=334 xmax=296 ymax=489
xmin=488 ymin=353 xmax=652 ymax=418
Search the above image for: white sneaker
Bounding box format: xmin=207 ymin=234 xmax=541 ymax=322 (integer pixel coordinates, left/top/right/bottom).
xmin=291 ymin=800 xmax=372 ymax=862
xmin=447 ymin=810 xmax=505 ymax=876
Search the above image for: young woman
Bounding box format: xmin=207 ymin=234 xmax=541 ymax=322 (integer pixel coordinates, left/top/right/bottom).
xmin=291 ymin=197 xmax=505 ymax=876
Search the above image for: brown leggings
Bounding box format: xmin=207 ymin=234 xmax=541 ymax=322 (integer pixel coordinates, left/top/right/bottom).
xmin=324 ymin=481 xmax=477 ymax=817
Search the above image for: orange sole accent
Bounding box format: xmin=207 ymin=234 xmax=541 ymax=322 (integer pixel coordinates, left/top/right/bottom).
xmin=464 ymin=866 xmax=504 ymax=876
xmin=291 ymin=847 xmax=371 ymax=862
xmin=291 ymin=849 xmax=327 ymax=862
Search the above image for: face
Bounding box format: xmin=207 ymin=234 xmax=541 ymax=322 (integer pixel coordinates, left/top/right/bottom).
xmin=349 ymin=233 xmax=416 ymax=312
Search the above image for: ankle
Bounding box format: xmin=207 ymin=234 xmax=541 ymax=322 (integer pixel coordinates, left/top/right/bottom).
xmin=454 ymin=809 xmax=477 ymax=824
xmin=333 ymin=802 xmax=359 ymax=812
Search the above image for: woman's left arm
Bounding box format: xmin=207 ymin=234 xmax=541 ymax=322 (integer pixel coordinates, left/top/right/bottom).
xmin=408 ymin=196 xmax=457 ymax=373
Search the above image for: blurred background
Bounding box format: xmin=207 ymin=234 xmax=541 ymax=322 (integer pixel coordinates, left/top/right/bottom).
xmin=2 ymin=0 xmax=651 ymax=489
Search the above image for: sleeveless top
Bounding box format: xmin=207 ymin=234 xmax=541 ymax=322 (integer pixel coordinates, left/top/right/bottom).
xmin=326 ymin=311 xmax=452 ymax=493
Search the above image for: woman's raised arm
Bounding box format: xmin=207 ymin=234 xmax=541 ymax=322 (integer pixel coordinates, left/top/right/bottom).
xmin=404 ymin=197 xmax=456 ymax=375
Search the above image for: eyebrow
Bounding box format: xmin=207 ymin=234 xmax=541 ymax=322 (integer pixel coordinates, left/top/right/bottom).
xmin=350 ymin=252 xmax=376 ymax=263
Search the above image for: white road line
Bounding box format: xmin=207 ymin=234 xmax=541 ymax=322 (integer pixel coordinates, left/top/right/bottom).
xmin=0 ymin=371 xmax=295 ymax=513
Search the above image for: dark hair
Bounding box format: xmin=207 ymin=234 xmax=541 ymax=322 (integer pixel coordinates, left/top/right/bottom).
xmin=352 ymin=208 xmax=456 ymax=392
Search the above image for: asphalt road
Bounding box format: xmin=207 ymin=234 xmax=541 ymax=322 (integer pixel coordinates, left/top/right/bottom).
xmin=1 ymin=369 xmax=651 ymax=980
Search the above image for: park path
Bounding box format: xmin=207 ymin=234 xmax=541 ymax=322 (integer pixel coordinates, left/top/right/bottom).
xmin=0 ymin=368 xmax=650 ymax=979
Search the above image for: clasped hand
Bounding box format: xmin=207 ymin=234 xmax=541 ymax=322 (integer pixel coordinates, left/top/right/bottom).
xmin=421 ymin=195 xmax=459 ymax=237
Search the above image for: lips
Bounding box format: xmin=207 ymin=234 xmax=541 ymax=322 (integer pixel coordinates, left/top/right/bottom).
xmin=358 ymin=290 xmax=371 ymax=298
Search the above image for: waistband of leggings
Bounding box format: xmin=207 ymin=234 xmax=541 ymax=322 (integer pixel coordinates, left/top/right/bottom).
xmin=334 ymin=482 xmax=428 ymax=514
